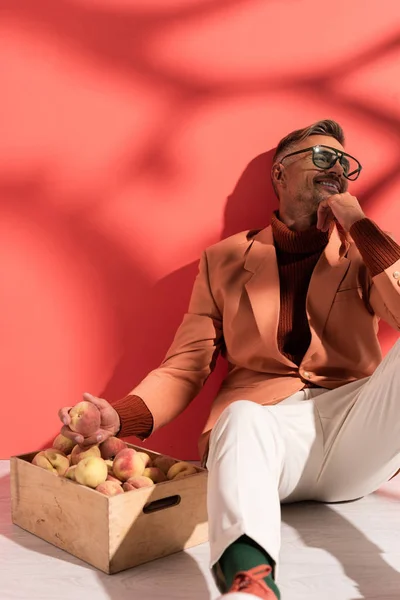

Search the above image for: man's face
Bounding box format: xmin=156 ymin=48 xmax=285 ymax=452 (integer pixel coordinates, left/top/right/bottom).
xmin=275 ymin=135 xmax=349 ymax=219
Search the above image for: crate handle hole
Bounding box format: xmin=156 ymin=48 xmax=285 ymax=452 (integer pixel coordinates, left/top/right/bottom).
xmin=143 ymin=495 xmax=181 ymax=514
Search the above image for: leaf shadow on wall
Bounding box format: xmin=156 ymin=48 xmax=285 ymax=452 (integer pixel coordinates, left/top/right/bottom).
xmin=0 ymin=171 xmax=152 ymax=452
xmin=4 ymin=0 xmax=400 ymax=204
xmin=4 ymin=0 xmax=400 ymax=461
xmin=101 ymin=150 xmax=278 ymax=459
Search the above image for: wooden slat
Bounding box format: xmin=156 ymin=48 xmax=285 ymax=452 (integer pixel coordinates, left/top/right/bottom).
xmin=11 ymin=456 xmax=111 ymax=573
xmin=108 ymin=470 xmax=208 ymax=573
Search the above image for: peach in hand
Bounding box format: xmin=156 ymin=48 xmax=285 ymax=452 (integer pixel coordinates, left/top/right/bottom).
xmin=99 ymin=436 xmax=127 ymax=460
xmin=75 ymin=456 xmax=108 ymax=488
xmin=96 ymin=481 xmax=124 ymax=496
xmin=52 ymin=433 xmax=75 ymax=456
xmin=70 ymin=444 xmax=101 ymax=465
xmin=113 ymin=448 xmax=145 ymax=482
xmin=32 ymin=449 xmax=70 ymax=476
xmin=69 ymin=401 xmax=101 ymax=437
xmin=142 ymin=467 xmax=167 ymax=484
xmin=122 ymin=475 xmax=154 ymax=491
xmin=167 ymin=461 xmax=197 ymax=480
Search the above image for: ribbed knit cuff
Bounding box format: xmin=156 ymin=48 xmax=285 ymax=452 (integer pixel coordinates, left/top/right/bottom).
xmin=349 ymin=218 xmax=400 ymax=277
xmin=110 ymin=394 xmax=154 ymax=440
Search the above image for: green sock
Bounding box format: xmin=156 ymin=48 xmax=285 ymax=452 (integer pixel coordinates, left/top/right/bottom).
xmin=219 ymin=535 xmax=281 ymax=599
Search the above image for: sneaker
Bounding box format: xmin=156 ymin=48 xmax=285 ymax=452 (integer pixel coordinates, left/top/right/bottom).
xmin=221 ymin=565 xmax=278 ymax=599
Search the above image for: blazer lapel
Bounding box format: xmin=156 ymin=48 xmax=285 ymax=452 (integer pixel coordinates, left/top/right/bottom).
xmin=244 ymin=226 xmax=297 ymax=368
xmin=244 ymin=223 xmax=351 ymax=369
xmin=302 ymin=226 xmax=351 ymax=365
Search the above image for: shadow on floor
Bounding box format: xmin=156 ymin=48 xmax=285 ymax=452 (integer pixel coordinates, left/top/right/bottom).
xmin=281 ymin=499 xmax=400 ymax=599
xmin=97 ymin=549 xmax=213 ymax=600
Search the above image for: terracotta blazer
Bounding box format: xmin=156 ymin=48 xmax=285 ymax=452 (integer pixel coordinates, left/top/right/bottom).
xmin=130 ymin=225 xmax=400 ymax=460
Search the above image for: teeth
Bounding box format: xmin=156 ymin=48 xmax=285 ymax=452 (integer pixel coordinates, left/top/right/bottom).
xmin=318 ymin=181 xmax=338 ymax=190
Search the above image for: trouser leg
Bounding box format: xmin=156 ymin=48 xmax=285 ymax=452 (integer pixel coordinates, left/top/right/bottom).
xmin=206 ymin=395 xmax=324 ymax=584
xmin=313 ymin=339 xmax=400 ymax=502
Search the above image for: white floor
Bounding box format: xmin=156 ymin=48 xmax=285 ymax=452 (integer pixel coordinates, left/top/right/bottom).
xmin=1 ymin=460 xmax=400 ymax=600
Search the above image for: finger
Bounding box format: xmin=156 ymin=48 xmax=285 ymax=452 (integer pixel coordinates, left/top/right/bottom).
xmin=320 ymin=207 xmax=332 ymax=231
xmin=82 ymin=392 xmax=108 ymax=409
xmin=60 ymin=425 xmax=84 ymax=446
xmin=58 ymin=407 xmax=73 ymax=426
xmin=322 ymin=214 xmax=334 ymax=232
xmin=317 ymin=202 xmax=329 ymax=230
xmin=78 ymin=429 xmax=112 ymax=447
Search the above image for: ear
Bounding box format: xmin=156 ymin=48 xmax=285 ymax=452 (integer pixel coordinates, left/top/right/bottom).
xmin=272 ymin=163 xmax=284 ymax=187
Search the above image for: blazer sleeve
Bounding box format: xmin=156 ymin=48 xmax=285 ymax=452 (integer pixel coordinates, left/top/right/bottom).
xmin=126 ymin=250 xmax=223 ymax=433
xmin=350 ymin=219 xmax=400 ymax=330
xmin=368 ymin=262 xmax=400 ymax=330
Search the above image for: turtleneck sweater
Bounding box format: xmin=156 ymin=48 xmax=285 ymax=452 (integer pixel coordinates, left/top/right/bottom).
xmin=270 ymin=211 xmax=329 ymax=366
xmin=111 ymin=215 xmax=400 ymax=440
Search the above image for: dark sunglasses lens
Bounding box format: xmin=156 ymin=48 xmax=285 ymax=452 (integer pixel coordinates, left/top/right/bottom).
xmin=342 ymin=156 xmax=361 ymax=180
xmin=313 ymin=148 xmax=337 ymax=169
xmin=313 ymin=147 xmax=361 ymax=180
xmin=345 ymin=159 xmax=362 ymax=180
xmin=339 ymin=156 xmax=350 ymax=175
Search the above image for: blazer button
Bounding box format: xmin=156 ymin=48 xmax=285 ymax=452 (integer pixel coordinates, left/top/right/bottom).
xmin=393 ymin=271 xmax=400 ymax=279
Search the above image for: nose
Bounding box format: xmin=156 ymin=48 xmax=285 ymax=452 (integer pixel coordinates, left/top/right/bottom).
xmin=326 ymin=161 xmax=349 ymax=194
xmin=325 ymin=160 xmax=348 ymax=191
xmin=326 ymin=159 xmax=344 ymax=178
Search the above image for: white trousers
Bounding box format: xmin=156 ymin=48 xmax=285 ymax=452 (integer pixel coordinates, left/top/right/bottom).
xmin=206 ymin=339 xmax=400 ymax=584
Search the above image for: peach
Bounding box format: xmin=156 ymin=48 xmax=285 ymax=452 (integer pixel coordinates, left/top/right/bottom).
xmin=75 ymin=456 xmax=108 ymax=488
xmin=106 ymin=473 xmax=122 ymax=485
xmin=96 ymin=481 xmax=124 ymax=496
xmin=113 ymin=448 xmax=145 ymax=482
xmin=167 ymin=461 xmax=197 ymax=480
xmin=68 ymin=401 xmax=101 ymax=437
xmin=65 ymin=465 xmax=78 ymax=481
xmin=52 ymin=433 xmax=75 ymax=456
xmin=136 ymin=452 xmax=152 ymax=468
xmin=32 ymin=449 xmax=69 ymax=476
xmin=142 ymin=467 xmax=167 ymax=484
xmin=99 ymin=436 xmax=127 ymax=460
xmin=104 ymin=459 xmax=114 ymax=473
xmin=153 ymin=455 xmax=176 ymax=475
xmin=123 ymin=475 xmax=154 ymax=491
xmin=70 ymin=444 xmax=101 ymax=465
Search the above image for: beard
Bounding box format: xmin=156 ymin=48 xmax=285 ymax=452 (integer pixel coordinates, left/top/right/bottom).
xmin=292 ymin=189 xmax=322 ymax=225
xmin=293 ymin=180 xmax=340 ymax=224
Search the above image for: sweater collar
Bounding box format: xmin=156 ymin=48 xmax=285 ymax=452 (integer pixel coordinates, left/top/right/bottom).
xmin=271 ymin=210 xmax=330 ymax=254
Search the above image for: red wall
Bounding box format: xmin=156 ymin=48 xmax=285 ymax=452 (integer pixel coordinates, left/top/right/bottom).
xmin=1 ymin=0 xmax=399 ymax=459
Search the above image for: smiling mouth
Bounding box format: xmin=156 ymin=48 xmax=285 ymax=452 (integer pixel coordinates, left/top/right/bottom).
xmin=315 ymin=179 xmax=341 ymax=194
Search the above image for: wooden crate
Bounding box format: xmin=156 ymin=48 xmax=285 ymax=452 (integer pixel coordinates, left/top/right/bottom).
xmin=10 ymin=444 xmax=209 ymax=574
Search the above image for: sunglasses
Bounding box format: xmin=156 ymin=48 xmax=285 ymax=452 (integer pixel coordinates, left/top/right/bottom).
xmin=280 ymin=145 xmax=362 ymax=181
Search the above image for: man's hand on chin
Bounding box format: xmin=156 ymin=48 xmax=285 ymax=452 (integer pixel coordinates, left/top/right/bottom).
xmin=317 ymin=192 xmax=366 ymax=233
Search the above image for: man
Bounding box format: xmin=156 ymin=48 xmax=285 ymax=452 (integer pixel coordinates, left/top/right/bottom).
xmin=60 ymin=120 xmax=400 ymax=599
